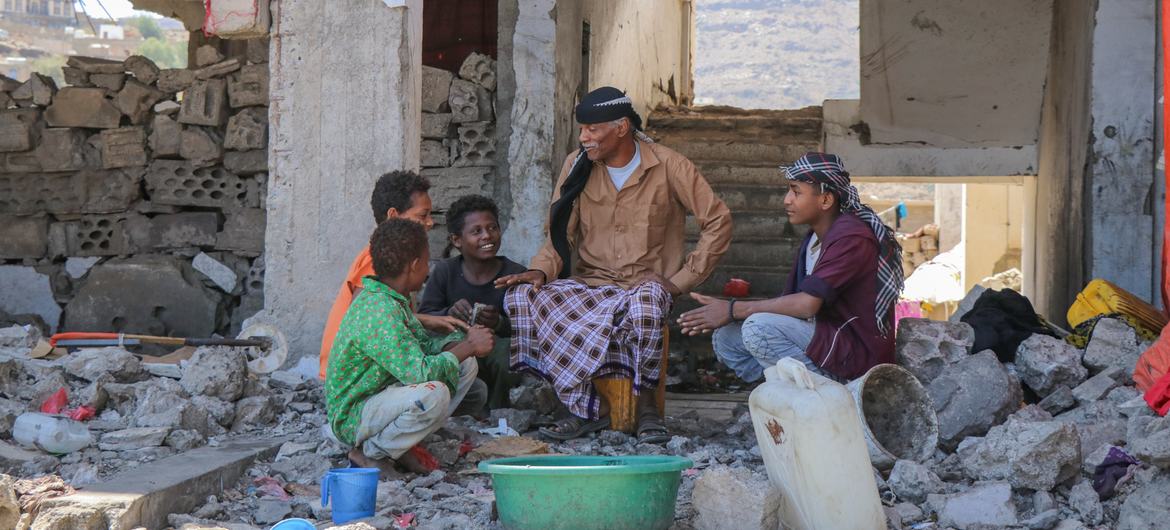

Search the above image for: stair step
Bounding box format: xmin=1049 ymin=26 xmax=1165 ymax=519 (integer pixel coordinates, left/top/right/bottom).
xmin=696 ymin=164 xmax=788 ymax=186
xmin=692 ymin=266 xmax=789 ymax=298
xmin=655 ymin=141 xmax=815 ymax=165
xmin=686 ymin=211 xmax=800 ymax=240
xmin=710 ymin=183 xmax=788 ymax=213
xmin=684 ymin=239 xmax=799 ymax=268
xmin=646 ymin=105 xmax=823 ymax=135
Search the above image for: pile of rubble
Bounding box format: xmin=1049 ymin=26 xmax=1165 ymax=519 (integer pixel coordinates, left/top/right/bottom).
xmin=0 ymin=324 xmax=322 ymax=521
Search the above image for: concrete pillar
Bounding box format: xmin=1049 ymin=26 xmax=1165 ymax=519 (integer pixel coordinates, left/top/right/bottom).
xmin=962 ymin=184 xmax=1016 ymax=290
xmin=264 ymin=0 xmax=422 ymax=360
xmin=1084 ymin=0 xmax=1157 ymax=301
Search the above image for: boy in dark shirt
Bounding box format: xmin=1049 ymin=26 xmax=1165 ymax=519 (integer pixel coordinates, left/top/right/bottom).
xmin=420 ymin=195 xmax=526 ymax=410
xmin=678 ymin=152 xmax=904 ymax=382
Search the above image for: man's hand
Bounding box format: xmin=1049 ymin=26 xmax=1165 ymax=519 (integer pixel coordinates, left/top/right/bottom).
xmin=677 ymin=293 xmax=732 ymax=336
xmin=636 ymin=272 xmax=682 ymax=297
xmin=448 ymin=299 xmax=474 ymax=324
xmin=417 ymin=313 xmax=470 ymax=334
xmin=494 ymin=270 xmax=547 ymax=291
xmin=464 ymin=326 xmax=495 ymax=357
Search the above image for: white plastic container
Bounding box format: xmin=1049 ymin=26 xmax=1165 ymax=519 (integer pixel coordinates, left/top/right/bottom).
xmin=12 ymin=412 xmax=92 ymax=454
xmin=749 ymin=358 xmax=885 ymax=530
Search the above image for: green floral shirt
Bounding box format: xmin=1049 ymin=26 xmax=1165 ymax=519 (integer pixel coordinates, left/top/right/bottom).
xmin=325 ymin=277 xmax=464 ymax=446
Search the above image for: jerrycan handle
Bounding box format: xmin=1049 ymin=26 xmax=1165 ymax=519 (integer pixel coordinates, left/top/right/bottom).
xmin=770 ymin=357 xmax=817 ymax=390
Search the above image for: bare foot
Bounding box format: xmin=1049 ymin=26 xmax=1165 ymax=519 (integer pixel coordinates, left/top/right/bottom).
xmin=348 ymin=447 xmax=402 ymax=480
xmin=395 ymin=448 xmax=433 ymax=475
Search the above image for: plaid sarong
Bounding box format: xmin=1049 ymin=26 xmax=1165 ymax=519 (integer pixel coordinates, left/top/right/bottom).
xmin=505 ymin=279 xmax=672 ymax=420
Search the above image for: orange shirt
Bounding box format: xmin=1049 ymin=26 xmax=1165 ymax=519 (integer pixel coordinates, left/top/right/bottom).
xmin=319 ymin=245 xmax=375 ymax=379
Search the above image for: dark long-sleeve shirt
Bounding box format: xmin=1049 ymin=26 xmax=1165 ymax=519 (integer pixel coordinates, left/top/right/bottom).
xmin=419 ymin=256 xmax=526 ymax=335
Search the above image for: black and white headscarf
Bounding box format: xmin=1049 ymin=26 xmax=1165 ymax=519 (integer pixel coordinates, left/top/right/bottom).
xmin=783 ymin=152 xmax=904 ymax=337
xmin=548 ymin=87 xmax=651 ymax=278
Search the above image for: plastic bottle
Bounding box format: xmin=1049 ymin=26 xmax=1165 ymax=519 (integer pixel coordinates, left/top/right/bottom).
xmin=749 ymin=358 xmax=885 ymax=530
xmin=12 ymin=412 xmax=93 ymax=454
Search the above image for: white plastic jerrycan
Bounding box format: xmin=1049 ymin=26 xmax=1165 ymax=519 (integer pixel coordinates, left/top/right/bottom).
xmin=12 ymin=412 xmax=92 ymax=454
xmin=749 ymin=358 xmax=885 ymax=530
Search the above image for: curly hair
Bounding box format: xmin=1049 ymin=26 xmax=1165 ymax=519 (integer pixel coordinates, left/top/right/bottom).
xmin=371 ymin=170 xmax=431 ymax=224
xmin=369 ymin=218 xmax=428 ymax=279
xmin=446 ymin=194 xmax=500 ymax=236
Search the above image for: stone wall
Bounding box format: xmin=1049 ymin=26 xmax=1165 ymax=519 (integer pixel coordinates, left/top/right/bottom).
xmin=0 ymin=40 xmax=270 ymax=340
xmin=420 ymin=53 xmax=499 ymax=256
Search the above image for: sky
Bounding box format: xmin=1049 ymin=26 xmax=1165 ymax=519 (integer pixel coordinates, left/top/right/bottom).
xmin=74 ymin=0 xmax=156 ymax=19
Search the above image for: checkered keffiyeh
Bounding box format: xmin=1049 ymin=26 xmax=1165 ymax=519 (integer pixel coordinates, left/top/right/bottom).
xmin=782 ymin=152 xmax=904 ymax=337
xmin=505 ymin=280 xmax=672 ymax=420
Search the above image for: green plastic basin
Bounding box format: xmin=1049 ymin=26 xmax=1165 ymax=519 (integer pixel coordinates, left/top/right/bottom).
xmin=478 ymin=455 xmax=693 ymax=530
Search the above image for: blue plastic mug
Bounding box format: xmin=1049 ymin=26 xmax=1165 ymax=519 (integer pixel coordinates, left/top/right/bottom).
xmin=269 ymin=518 xmax=316 ymax=530
xmin=320 ymin=468 xmax=379 ymax=524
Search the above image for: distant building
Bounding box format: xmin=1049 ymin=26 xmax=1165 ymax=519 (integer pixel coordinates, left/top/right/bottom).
xmin=98 ymin=24 xmax=123 ymax=40
xmin=1 ymin=0 xmax=74 ymax=26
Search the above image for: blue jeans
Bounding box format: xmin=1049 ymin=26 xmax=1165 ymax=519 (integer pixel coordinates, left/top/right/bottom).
xmin=712 ymin=313 xmax=824 ymax=383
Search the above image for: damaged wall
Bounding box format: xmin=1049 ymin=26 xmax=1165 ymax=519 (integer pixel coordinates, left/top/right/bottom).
xmin=858 ymin=0 xmax=1053 ymax=148
xmin=264 ymin=0 xmax=423 ymax=360
xmin=0 ymin=42 xmax=270 ymax=338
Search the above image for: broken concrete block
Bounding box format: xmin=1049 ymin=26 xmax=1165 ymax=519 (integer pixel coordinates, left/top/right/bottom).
xmin=44 ymin=88 xmax=121 ymax=129
xmin=0 ymin=172 xmax=86 ymax=216
xmin=62 ymin=67 xmax=91 ymax=87
xmin=420 ymin=139 xmax=449 ymax=168
xmin=195 ymin=45 xmax=225 ymax=67
xmin=0 ymin=109 xmax=41 ymax=152
xmin=227 ymin=64 xmax=268 ymax=108
xmin=99 ymin=426 xmax=170 ymax=451
xmin=153 ymin=100 xmax=180 ymax=115
xmin=0 ymin=266 xmax=59 ymax=327
xmin=99 ymin=127 xmax=147 ymax=169
xmin=458 ymin=52 xmax=496 ymax=91
xmin=1072 ymin=372 xmax=1119 ymax=404
xmin=224 ymin=107 xmax=267 ymax=150
xmin=0 ymin=92 xmax=13 ymax=110
xmin=195 ymin=58 xmax=242 ymax=80
xmin=232 ymin=395 xmax=278 ymax=431
xmin=948 ymin=285 xmax=987 ymax=323
xmin=421 ymin=166 xmax=491 ymax=210
xmin=90 ymin=73 xmax=126 ymax=92
xmin=181 ymin=346 xmax=247 ymax=401
xmin=1038 ymin=385 xmax=1076 ymax=415
xmin=422 ymin=112 xmax=453 ymax=139
xmin=61 ymin=347 xmax=144 ymax=382
xmin=35 ymin=128 xmax=89 ymax=172
xmin=62 ymin=255 xmax=224 ymax=338
xmin=691 ymin=466 xmax=782 ymax=530
xmin=1084 ymin=318 xmax=1143 ymax=374
xmin=127 ymin=211 xmax=220 ymax=250
xmin=224 ymin=149 xmax=267 ymax=174
xmin=146 ymin=160 xmax=246 ymax=208
xmin=959 ymin=417 xmax=1080 ymax=491
xmin=123 ymin=55 xmax=160 ymax=85
xmin=62 ymin=214 xmax=132 ymax=256
xmin=488 ymin=408 xmax=537 ymax=434
xmin=887 ymin=459 xmax=945 ymax=504
xmin=1 ymin=152 xmax=40 ymax=173
xmin=1068 ymin=480 xmax=1103 ymax=525
xmin=179 ymin=127 xmax=225 ymax=167
xmin=11 ymin=73 xmax=57 ymax=107
xmin=164 ymin=429 xmax=204 ymax=451
xmin=895 ymin=319 xmax=975 ymax=384
xmin=926 ymin=482 xmax=1016 ymax=528
xmin=0 ymin=215 xmax=48 ymax=258
xmin=113 ymin=80 xmax=166 ymax=125
xmin=455 ymin=121 xmax=495 ymax=166
xmin=1015 ymin=334 xmax=1088 ymax=397
xmin=82 ymin=168 xmax=144 ymax=214
xmin=246 ymin=37 xmax=269 ymax=64
xmin=193 ymin=252 xmax=239 ymax=293
xmin=1118 ymin=475 xmax=1170 ymax=529
xmin=1130 ymin=415 xmax=1170 ymax=469
xmin=178 ymin=78 xmax=229 ymax=127
xmin=422 ymin=66 xmax=454 ymax=113
xmin=148 ymin=114 xmax=181 ymax=158
xmin=67 ymin=55 xmax=125 ymax=74
xmin=215 ymin=208 xmax=265 ymax=255
xmin=448 ymin=79 xmax=481 ymax=123
xmin=928 ymin=350 xmax=1022 ymax=449
xmin=254 ymin=499 xmax=293 ymax=525
xmin=156 ymin=69 xmax=195 ymax=93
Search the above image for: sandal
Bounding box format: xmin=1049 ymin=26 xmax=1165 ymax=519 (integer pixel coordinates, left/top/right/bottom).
xmin=636 ymin=410 xmax=671 ymax=445
xmin=538 ymin=415 xmax=611 ymax=441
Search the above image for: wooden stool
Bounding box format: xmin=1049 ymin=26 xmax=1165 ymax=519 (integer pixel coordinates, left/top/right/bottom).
xmin=592 ymin=327 xmax=669 ymax=434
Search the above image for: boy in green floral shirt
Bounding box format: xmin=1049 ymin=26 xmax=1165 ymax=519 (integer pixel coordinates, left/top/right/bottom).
xmin=326 ymin=218 xmax=495 ymax=476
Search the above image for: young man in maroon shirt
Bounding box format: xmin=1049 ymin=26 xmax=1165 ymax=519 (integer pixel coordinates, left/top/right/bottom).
xmin=679 ymin=152 xmax=904 ymax=382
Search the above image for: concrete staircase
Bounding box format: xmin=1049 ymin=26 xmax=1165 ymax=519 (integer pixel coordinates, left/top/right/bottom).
xmin=644 ymin=105 xmax=823 ymax=359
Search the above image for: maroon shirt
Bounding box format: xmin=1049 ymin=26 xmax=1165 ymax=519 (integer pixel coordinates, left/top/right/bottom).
xmin=784 ymin=213 xmax=895 ymax=380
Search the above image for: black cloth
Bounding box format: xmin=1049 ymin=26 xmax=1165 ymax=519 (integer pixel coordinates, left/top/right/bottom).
xmin=419 ymin=256 xmax=526 ymax=336
xmin=959 ymin=288 xmax=1055 ymax=363
xmin=549 ymin=86 xmax=644 ymax=279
